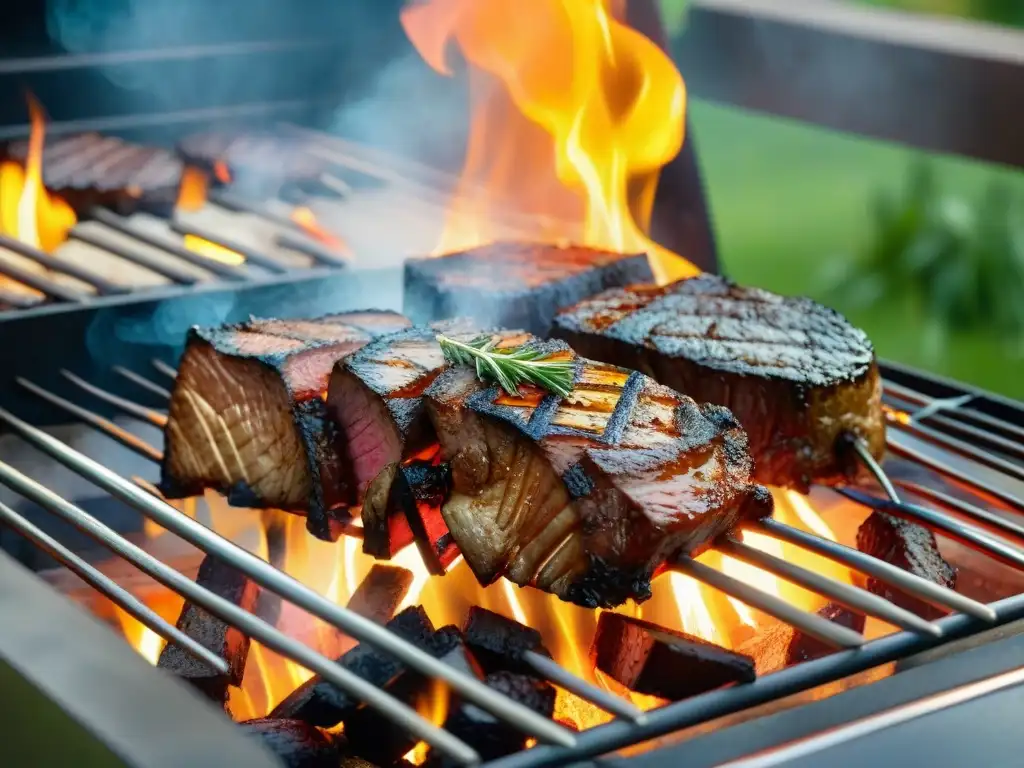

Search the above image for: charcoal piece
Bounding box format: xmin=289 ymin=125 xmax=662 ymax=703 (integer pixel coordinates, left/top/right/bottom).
xmin=737 ymin=603 xmax=866 ymax=675
xmin=404 ymin=241 xmax=653 ymax=336
xmin=462 ymin=606 xmax=550 ymax=675
xmin=364 ymin=460 xmax=458 ymax=574
xmin=7 ymin=132 xmax=183 ymax=216
xmin=157 ymin=554 xmax=260 ymax=705
xmin=857 ymin=511 xmax=956 ymax=620
xmin=438 ymin=672 xmax=556 ymax=765
xmin=270 ymin=606 xmax=437 ymax=727
xmin=553 ymin=274 xmax=886 ymax=490
xmin=591 ymin=613 xmax=755 ymax=701
xmin=344 ymin=628 xmax=476 ymax=766
xmin=238 ymin=719 xmax=342 ymax=768
xmin=347 ymin=564 xmax=415 ymax=625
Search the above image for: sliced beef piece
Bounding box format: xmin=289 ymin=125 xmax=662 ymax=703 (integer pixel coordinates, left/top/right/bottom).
xmin=857 ymin=512 xmax=956 ymax=620
xmin=403 ymin=241 xmax=653 ymax=336
xmin=553 ymin=275 xmax=885 ymax=490
xmin=160 ymin=310 xmax=410 ymax=540
xmin=425 ymin=340 xmax=773 ymax=608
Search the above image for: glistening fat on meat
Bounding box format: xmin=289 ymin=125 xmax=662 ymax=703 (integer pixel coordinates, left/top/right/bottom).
xmin=159 ymin=310 xmax=410 ymax=540
xmin=424 ymin=339 xmax=773 ymax=608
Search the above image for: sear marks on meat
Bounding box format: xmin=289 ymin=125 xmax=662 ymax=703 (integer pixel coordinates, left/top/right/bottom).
xmin=403 ymin=241 xmax=654 ymax=336
xmin=160 ymin=310 xmax=410 ymax=540
xmin=553 ymin=275 xmax=886 ymax=490
xmin=857 ymin=512 xmax=956 ymax=620
xmin=425 ymin=339 xmax=773 ymax=608
xmin=591 ymin=612 xmax=756 ymax=700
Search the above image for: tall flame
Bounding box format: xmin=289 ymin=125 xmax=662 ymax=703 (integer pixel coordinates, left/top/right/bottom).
xmin=0 ymin=94 xmax=77 ymax=253
xmin=401 ymin=0 xmax=696 ymax=282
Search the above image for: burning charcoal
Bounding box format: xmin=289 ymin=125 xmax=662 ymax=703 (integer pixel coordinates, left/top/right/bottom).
xmin=737 ymin=603 xmax=866 ymax=675
xmin=462 ymin=606 xmax=550 ymax=675
xmin=347 ymin=565 xmax=415 ymax=625
xmin=344 ymin=628 xmax=476 ymax=765
xmin=591 ymin=613 xmax=755 ymax=701
xmin=157 ymin=554 xmax=260 ymax=705
xmin=238 ymin=719 xmax=342 ymax=768
xmin=7 ymin=132 xmax=184 ymax=216
xmin=435 ymin=671 xmax=557 ymax=765
xmin=403 ymin=241 xmax=654 ymax=336
xmin=857 ymin=512 xmax=956 ymax=620
xmin=364 ymin=460 xmax=459 ymax=575
xmin=270 ymin=606 xmax=435 ymax=727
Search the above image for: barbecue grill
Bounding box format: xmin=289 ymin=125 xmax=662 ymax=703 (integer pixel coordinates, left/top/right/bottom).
xmin=2 ymin=1 xmax=1024 ymax=767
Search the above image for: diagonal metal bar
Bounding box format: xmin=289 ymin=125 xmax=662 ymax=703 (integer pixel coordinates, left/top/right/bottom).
xmin=61 ymin=370 xmax=167 ymax=427
xmin=719 ymin=536 xmax=941 ymax=636
xmin=883 ymin=380 xmax=1024 ymax=444
xmin=112 ymin=366 xmax=171 ymax=401
xmin=0 ymin=407 xmax=577 ymax=750
xmin=888 ymin=419 xmax=1024 ymax=485
xmin=671 ymin=557 xmax=865 ymax=649
xmin=749 ymin=517 xmax=995 ymax=622
xmin=0 ymin=233 xmax=129 ymax=296
xmin=848 ymin=436 xmax=901 ymax=501
xmin=151 ymin=359 xmax=178 ymax=380
xmin=895 ymin=480 xmax=1024 ymax=542
xmin=0 ymin=461 xmax=480 ymax=765
xmin=521 ymin=651 xmax=646 ymax=724
xmin=0 ymin=499 xmax=228 ymax=675
xmin=169 ymin=219 xmax=291 ymax=274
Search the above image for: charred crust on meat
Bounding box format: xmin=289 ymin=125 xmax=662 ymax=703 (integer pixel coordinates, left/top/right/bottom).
xmin=562 ymin=556 xmax=654 ymax=609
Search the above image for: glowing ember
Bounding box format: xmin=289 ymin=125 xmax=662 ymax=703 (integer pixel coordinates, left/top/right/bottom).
xmin=401 ymin=0 xmax=696 ymax=283
xmin=176 ymin=166 xmax=210 ymax=213
xmin=0 ymin=94 xmax=77 ymax=253
xmin=289 ymin=206 xmax=353 ymax=257
xmin=182 ymin=234 xmax=246 ymax=266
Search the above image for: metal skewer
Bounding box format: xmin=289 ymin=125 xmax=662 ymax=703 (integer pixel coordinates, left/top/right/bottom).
xmin=112 ymin=366 xmax=172 ymax=401
xmin=0 ymin=499 xmax=228 ymax=675
xmin=895 ymin=480 xmax=1024 ymax=542
xmin=521 ymin=651 xmax=647 ymax=724
xmin=0 ymin=407 xmax=578 ymax=750
xmin=151 ymin=359 xmax=178 ymax=380
xmin=61 ymin=370 xmax=167 ymax=427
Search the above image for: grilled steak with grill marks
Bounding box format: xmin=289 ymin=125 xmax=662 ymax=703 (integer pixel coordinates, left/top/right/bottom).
xmin=553 ymin=275 xmax=885 ymax=489
xmin=160 ymin=310 xmax=410 ymax=540
xmin=424 ymin=339 xmax=773 ymax=608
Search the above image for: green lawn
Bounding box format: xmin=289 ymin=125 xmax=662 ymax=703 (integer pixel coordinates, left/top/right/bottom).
xmin=688 ymin=100 xmax=1024 ymax=400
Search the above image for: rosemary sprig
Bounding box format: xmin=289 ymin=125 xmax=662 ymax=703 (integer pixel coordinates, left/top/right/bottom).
xmin=437 ymin=334 xmax=575 ymax=398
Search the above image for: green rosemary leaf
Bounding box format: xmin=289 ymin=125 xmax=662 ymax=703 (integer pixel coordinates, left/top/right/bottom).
xmin=437 ymin=334 xmax=574 ymax=397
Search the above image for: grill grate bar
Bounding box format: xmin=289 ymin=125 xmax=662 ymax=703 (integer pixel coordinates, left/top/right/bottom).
xmin=719 ymin=535 xmax=942 ymax=637
xmin=0 ymin=406 xmax=579 ymax=751
xmin=68 ymin=229 xmax=202 ymax=286
xmin=749 ymin=517 xmax=995 ymax=621
xmin=0 ymin=458 xmax=481 ymax=766
xmin=60 ymin=370 xmax=167 ymax=427
xmin=894 ymin=479 xmax=1024 ymax=541
xmin=671 ymin=557 xmax=865 ymax=649
xmin=0 ymin=498 xmax=230 ymax=675
xmin=885 ymin=394 xmax=1024 ymax=463
xmin=168 ymin=219 xmax=291 ymax=274
xmin=0 ymin=233 xmax=129 ymax=296
xmin=888 ymin=419 xmax=1024 ymax=484
xmin=0 ymin=256 xmax=89 ymax=303
xmin=883 ymin=381 xmax=1024 ymax=444
xmin=87 ymin=208 xmax=251 ymax=281
xmin=151 ymin=359 xmax=178 ymax=381
xmin=521 ymin=650 xmax=647 ymax=724
xmin=274 ymin=231 xmax=352 ymax=267
xmin=111 ymin=366 xmax=172 ymax=401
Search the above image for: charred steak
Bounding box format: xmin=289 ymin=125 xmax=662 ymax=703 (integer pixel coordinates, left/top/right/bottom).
xmin=424 ymin=339 xmax=773 ymax=608
xmin=403 ymin=241 xmax=653 ymax=336
xmin=553 ymin=275 xmax=885 ymax=489
xmin=160 ymin=310 xmax=410 ymax=540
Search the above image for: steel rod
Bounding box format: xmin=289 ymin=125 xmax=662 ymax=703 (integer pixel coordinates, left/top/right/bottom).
xmin=111 ymin=366 xmax=172 ymax=401
xmin=888 ymin=419 xmax=1024 ymax=485
xmin=0 ymin=462 xmax=479 ymax=765
xmin=169 ymin=219 xmax=291 ymax=274
xmin=61 ymin=370 xmax=167 ymax=427
xmin=750 ymin=518 xmax=995 ymax=621
xmin=837 ymin=487 xmax=1024 ymax=570
xmin=0 ymin=288 xmax=43 ymax=310
xmin=88 ymin=208 xmax=250 ymax=281
xmin=883 ymin=380 xmax=1024 ymax=444
xmin=485 ymin=591 xmax=1024 ymax=768
xmin=68 ymin=229 xmax=201 ymax=286
xmin=885 ymin=395 xmax=1024 ymax=463
xmin=671 ymin=557 xmax=865 ymax=649
xmin=895 ymin=480 xmax=1024 ymax=542
xmin=17 ymin=379 xmax=163 ymax=463
xmin=887 ymin=434 xmax=1024 ymax=513
xmin=0 ymin=408 xmax=577 ymax=750
xmin=274 ymin=232 xmax=351 ymax=267
xmin=521 ymin=650 xmax=647 ymax=724
xmin=0 ymin=256 xmax=88 ymax=302
xmin=719 ymin=536 xmax=941 ymax=636
xmin=151 ymin=359 xmax=178 ymax=380
xmin=0 ymin=234 xmax=129 ymax=296
xmin=849 ymin=436 xmax=901 ymax=501
xmin=0 ymin=499 xmax=227 ymax=675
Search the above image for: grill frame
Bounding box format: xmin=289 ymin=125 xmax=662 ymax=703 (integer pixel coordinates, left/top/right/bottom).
xmin=0 ymin=360 xmax=1021 ymax=766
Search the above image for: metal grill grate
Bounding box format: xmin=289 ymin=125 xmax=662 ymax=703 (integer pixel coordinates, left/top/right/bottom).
xmin=1 ymin=364 xmax=1023 ymax=766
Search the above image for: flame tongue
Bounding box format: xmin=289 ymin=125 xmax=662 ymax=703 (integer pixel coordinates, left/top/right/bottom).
xmin=401 ymin=0 xmax=697 ymax=282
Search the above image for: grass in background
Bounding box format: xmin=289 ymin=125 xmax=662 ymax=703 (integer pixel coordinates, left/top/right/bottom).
xmin=688 ymin=100 xmax=1024 ymax=399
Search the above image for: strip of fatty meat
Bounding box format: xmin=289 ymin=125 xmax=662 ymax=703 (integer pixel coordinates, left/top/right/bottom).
xmin=160 ymin=310 xmax=410 ymax=540
xmin=424 ymin=339 xmax=773 ymax=608
xmin=554 ymin=274 xmax=885 ymax=490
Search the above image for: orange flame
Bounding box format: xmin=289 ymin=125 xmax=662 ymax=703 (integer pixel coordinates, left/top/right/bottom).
xmin=176 ymin=166 xmax=209 ymax=213
xmin=401 ymin=0 xmax=696 ymax=282
xmin=0 ymin=95 xmax=77 ymax=253
xmin=290 ymin=206 xmax=353 ymax=257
